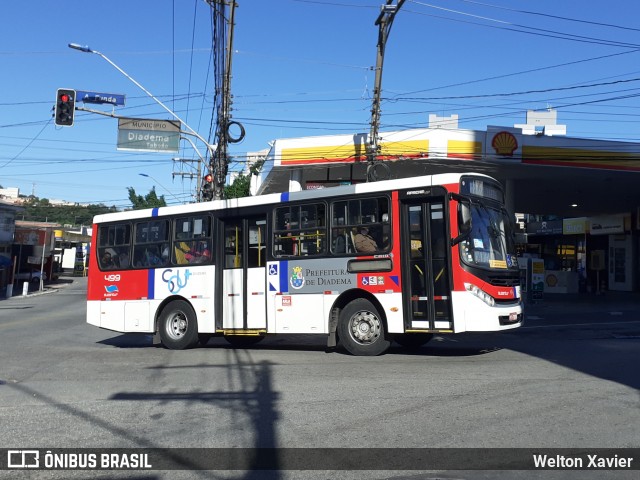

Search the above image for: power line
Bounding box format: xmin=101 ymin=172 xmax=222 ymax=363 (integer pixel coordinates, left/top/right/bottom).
xmin=458 ymin=0 xmax=640 ymax=33
xmin=407 ymin=0 xmax=640 ymax=48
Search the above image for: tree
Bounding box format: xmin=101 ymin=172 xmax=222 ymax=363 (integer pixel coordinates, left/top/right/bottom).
xmin=223 ymin=159 xmax=265 ymax=199
xmin=223 ymin=173 xmax=251 ymax=199
xmin=19 ymin=199 xmax=117 ymax=225
xmin=127 ymin=186 xmax=167 ymax=210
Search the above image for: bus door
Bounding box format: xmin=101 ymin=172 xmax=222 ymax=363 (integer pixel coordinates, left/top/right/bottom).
xmin=220 ymin=216 xmax=268 ymax=330
xmin=401 ymin=200 xmax=453 ymax=331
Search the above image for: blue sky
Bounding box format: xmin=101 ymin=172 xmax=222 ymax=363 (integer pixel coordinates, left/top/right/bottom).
xmin=2 ymin=0 xmax=640 ymax=209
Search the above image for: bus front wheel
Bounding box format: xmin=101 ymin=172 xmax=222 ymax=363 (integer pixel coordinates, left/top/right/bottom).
xmin=159 ymin=300 xmax=199 ymax=350
xmin=338 ymin=299 xmax=390 ymax=356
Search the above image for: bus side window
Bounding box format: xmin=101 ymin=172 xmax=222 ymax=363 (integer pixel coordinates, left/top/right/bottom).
xmin=97 ymin=223 xmax=131 ymax=271
xmin=273 ymin=203 xmax=326 ymax=257
xmin=330 ymin=196 xmax=389 ymax=255
xmin=224 ymin=222 xmax=243 ymax=268
xmin=172 ymin=215 xmax=212 ymax=266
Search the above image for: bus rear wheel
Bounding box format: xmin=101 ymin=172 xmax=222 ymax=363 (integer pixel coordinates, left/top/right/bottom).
xmin=159 ymin=300 xmax=199 ymax=350
xmin=338 ymin=298 xmax=390 ymax=356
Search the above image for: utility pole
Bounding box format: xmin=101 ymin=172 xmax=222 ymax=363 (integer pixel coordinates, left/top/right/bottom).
xmin=206 ymin=0 xmax=241 ymax=200
xmin=367 ymin=0 xmax=405 ymax=181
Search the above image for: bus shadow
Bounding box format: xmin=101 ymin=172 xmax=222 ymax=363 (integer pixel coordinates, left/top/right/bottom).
xmin=203 ymin=336 xmax=501 ymax=357
xmin=97 ymin=333 xmax=501 ymax=358
xmin=387 ymin=344 xmax=503 ymax=357
xmin=98 ymin=334 xmax=155 ymax=349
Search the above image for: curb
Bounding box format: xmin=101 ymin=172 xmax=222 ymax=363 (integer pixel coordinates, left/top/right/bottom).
xmin=2 ymin=277 xmax=76 ymax=301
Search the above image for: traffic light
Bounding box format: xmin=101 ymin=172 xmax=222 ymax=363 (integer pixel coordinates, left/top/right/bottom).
xmin=201 ymin=173 xmax=214 ymax=201
xmin=55 ymin=88 xmax=76 ymax=126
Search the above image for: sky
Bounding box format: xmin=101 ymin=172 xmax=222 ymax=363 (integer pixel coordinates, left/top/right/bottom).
xmin=2 ymin=0 xmax=640 ymax=210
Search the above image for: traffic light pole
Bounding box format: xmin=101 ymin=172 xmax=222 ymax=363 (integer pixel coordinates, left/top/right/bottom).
xmin=68 ymin=43 xmax=216 ymax=192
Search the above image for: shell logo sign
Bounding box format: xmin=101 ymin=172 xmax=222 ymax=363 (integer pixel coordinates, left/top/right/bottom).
xmin=491 ymin=131 xmax=518 ymax=156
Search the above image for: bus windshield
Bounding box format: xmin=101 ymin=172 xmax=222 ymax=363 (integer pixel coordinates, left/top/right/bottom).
xmin=459 ymin=201 xmax=518 ymax=271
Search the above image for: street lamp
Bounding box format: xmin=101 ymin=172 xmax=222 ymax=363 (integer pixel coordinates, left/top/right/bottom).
xmin=68 ymin=43 xmax=217 ymax=191
xmin=138 ymin=173 xmax=182 ymax=204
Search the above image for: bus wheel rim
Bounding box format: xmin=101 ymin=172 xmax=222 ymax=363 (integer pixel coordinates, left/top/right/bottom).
xmin=349 ymin=310 xmax=381 ymax=345
xmin=167 ymin=312 xmax=188 ymax=340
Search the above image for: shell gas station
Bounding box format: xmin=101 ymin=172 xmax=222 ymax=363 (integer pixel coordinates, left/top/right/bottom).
xmin=256 ymin=112 xmax=640 ymax=296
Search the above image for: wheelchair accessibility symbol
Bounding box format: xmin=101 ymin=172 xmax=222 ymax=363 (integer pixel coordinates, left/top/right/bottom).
xmin=269 ymin=264 xmax=278 ymax=276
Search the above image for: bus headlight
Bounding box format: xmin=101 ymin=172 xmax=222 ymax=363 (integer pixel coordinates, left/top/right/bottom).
xmin=464 ymin=283 xmax=495 ymax=307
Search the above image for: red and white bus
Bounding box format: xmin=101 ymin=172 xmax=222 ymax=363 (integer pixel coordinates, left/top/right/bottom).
xmin=87 ymin=172 xmax=523 ymax=356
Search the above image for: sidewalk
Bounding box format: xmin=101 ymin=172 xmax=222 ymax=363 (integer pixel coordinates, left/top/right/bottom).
xmin=1 ymin=272 xmax=78 ymax=301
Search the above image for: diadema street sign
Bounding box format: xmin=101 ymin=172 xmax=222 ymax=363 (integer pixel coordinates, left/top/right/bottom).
xmin=117 ymin=117 xmax=181 ymax=153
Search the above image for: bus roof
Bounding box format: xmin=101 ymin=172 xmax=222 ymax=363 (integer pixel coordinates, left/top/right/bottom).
xmin=92 ymin=172 xmax=493 ymax=224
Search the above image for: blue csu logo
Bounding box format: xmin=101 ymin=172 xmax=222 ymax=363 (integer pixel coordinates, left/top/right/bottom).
xmin=162 ymin=269 xmax=191 ymax=294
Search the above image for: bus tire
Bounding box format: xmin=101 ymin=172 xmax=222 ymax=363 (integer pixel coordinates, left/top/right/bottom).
xmin=338 ymin=298 xmax=390 ymax=356
xmin=394 ymin=333 xmax=433 ymax=348
xmin=158 ymin=300 xmax=199 ymax=350
xmin=224 ymin=335 xmax=264 ymax=347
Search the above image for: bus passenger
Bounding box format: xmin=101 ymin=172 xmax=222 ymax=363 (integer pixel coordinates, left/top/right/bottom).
xmin=101 ymin=250 xmax=116 ymax=269
xmin=333 ymin=229 xmax=347 ymax=254
xmin=354 ymin=226 xmax=378 ymax=253
xmin=145 ymin=249 xmax=164 ymax=267
xmin=187 ymin=241 xmax=210 ymax=263
xmin=174 ymin=242 xmax=191 ymax=265
xmin=118 ymin=251 xmax=130 ymax=268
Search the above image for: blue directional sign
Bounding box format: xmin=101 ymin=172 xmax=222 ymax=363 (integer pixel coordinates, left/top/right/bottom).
xmin=76 ymin=90 xmax=125 ymax=106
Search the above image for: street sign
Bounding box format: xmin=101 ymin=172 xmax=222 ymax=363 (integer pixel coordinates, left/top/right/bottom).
xmin=117 ymin=117 xmax=181 ymax=153
xmin=76 ymin=90 xmax=125 ymax=106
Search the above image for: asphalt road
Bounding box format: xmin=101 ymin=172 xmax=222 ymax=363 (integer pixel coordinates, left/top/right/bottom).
xmin=0 ymin=277 xmax=638 ymax=480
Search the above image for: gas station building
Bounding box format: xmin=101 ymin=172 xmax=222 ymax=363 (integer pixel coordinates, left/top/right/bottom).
xmin=256 ymin=114 xmax=640 ymax=295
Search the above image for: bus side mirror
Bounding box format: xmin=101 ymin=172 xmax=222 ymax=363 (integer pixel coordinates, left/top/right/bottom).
xmin=451 ymin=202 xmax=472 ymax=246
xmin=459 ymin=203 xmax=472 ymax=234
